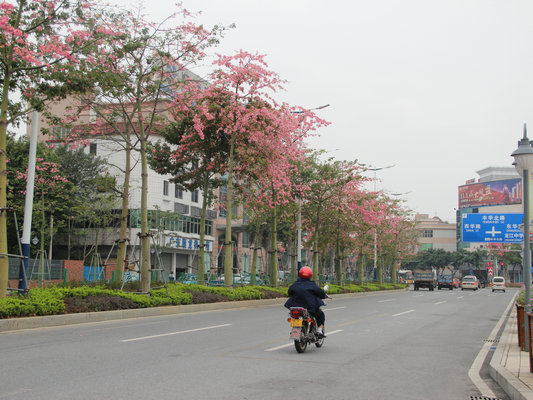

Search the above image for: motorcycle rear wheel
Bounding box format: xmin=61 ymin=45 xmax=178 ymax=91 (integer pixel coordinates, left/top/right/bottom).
xmin=294 ymin=323 xmax=308 ymax=353
xmin=315 ymin=336 xmax=325 ymax=348
xmin=294 ymin=338 xmax=307 ymax=353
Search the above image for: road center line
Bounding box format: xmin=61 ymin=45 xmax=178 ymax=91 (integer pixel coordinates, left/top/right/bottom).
xmin=457 ymin=296 xmax=464 ymax=299
xmin=120 ymin=323 xmax=232 ymax=342
xmin=435 ymin=301 xmax=447 ymax=305
xmin=264 ymin=329 xmax=344 ymax=352
xmin=378 ymin=299 xmax=395 ymax=303
xmin=393 ymin=309 xmax=415 ymax=317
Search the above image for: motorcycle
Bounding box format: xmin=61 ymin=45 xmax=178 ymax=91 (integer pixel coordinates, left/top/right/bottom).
xmin=287 ymin=306 xmax=325 ymax=353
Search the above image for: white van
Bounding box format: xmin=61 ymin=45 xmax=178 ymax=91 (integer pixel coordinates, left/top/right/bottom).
xmin=491 ymin=277 xmax=506 ymax=293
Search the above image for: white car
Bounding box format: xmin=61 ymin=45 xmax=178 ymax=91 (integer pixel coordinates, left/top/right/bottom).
xmin=461 ymin=275 xmax=479 ymax=291
xmin=491 ymin=277 xmax=506 ymax=292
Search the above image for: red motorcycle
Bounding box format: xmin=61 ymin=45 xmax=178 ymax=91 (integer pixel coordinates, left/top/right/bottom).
xmin=287 ymin=306 xmax=325 ymax=353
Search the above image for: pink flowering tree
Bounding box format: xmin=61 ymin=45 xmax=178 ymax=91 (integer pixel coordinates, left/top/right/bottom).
xmin=300 ymin=153 xmax=360 ymax=280
xmin=0 ymin=0 xmax=124 ymax=296
xmin=149 ymin=86 xmax=231 ymax=285
xmin=176 ymin=51 xmax=306 ymax=286
xmin=57 ymin=6 xmax=228 ymax=290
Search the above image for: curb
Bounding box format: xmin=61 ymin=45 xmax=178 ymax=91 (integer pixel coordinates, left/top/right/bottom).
xmin=489 ymin=296 xmax=533 ymax=400
xmin=0 ymin=288 xmax=407 ymax=333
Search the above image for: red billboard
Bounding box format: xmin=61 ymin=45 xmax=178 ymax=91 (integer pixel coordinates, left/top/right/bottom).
xmin=458 ymin=178 xmax=521 ymax=208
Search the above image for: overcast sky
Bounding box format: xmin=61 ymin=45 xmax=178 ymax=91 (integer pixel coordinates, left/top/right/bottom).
xmin=114 ymin=1 xmax=533 ymax=222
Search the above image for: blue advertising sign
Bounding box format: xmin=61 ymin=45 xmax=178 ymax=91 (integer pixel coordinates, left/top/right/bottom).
xmin=462 ymin=213 xmax=524 ymax=243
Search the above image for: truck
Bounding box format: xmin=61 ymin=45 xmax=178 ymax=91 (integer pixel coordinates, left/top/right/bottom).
xmin=413 ymin=270 xmax=437 ymax=291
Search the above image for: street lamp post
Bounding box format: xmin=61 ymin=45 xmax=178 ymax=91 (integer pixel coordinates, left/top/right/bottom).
xmin=368 ymin=165 xmax=395 ymax=282
xmin=511 ymin=123 xmax=533 ymax=352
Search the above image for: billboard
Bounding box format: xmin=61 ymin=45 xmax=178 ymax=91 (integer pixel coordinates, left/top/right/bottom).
xmin=458 ymin=178 xmax=521 ymax=209
xmin=462 ymin=213 xmax=524 ymax=243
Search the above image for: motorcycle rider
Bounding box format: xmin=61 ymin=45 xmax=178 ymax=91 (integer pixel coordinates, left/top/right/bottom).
xmin=284 ymin=266 xmax=328 ymax=337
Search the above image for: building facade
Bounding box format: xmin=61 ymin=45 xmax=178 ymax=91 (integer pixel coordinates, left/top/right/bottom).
xmin=415 ymin=213 xmax=456 ymax=252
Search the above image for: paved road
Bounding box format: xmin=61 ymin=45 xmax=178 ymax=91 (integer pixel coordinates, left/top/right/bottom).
xmin=0 ymin=287 xmax=516 ymax=400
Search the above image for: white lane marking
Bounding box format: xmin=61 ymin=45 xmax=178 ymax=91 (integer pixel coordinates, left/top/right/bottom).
xmin=120 ymin=323 xmax=232 ymax=342
xmin=457 ymin=296 xmax=464 ymax=299
xmin=378 ymin=299 xmax=395 ymax=303
xmin=324 ymin=306 xmax=346 ymax=312
xmin=435 ymin=301 xmax=447 ymax=305
xmin=264 ymin=329 xmax=344 ymax=352
xmin=468 ymin=292 xmax=516 ymax=398
xmin=0 ymin=389 xmax=32 ymax=399
xmin=412 ymin=295 xmax=423 ymax=298
xmin=392 ymin=309 xmax=415 ymax=317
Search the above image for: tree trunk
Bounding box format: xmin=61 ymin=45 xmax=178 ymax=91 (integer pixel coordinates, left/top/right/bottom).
xmin=313 ymin=207 xmax=321 ymax=280
xmin=139 ymin=131 xmax=151 ymax=293
xmin=270 ymin=192 xmax=278 ymax=287
xmin=0 ymin=65 xmax=11 ymax=298
xmin=251 ymin=223 xmax=260 ymax=285
xmin=197 ymin=176 xmax=209 ymax=285
xmin=115 ymin=137 xmax=131 ymax=284
xmin=224 ymin=135 xmax=236 ymax=287
xmin=359 ymin=248 xmax=364 ymax=285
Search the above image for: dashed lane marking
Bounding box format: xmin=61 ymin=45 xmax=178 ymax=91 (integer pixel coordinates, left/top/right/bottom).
xmin=392 ymin=309 xmax=415 ymax=317
xmin=120 ymin=323 xmax=232 ymax=342
xmin=324 ymin=306 xmax=347 ymax=312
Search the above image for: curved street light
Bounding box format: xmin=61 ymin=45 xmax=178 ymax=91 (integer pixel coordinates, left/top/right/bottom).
xmin=367 ymin=164 xmax=396 ymax=282
xmin=292 ymin=104 xmax=330 ymax=274
xmin=511 ymin=123 xmax=533 ymax=352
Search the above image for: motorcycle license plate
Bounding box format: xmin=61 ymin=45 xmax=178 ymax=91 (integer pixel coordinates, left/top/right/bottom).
xmin=290 ymin=327 xmax=301 ymax=339
xmin=290 ymin=318 xmax=302 ymax=327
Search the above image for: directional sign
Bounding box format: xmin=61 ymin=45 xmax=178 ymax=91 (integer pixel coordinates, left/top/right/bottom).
xmin=462 ymin=213 xmax=524 ymax=243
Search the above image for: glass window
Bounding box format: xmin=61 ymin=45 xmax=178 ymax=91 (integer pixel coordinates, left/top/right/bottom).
xmin=191 ymin=189 xmax=199 ymax=203
xmin=175 ymin=186 xmax=183 ymax=199
xmin=422 ymin=230 xmax=433 ymax=238
xmin=163 ymin=180 xmax=169 ymax=196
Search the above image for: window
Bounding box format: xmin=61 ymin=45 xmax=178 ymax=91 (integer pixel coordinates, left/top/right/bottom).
xmin=242 ymin=231 xmax=251 ymax=248
xmin=52 ymin=126 xmax=70 ymax=139
xmin=89 ymin=143 xmax=97 ymax=155
xmin=163 ymin=180 xmax=169 ymax=196
xmin=422 ymin=230 xmax=433 ymax=238
xmin=175 ymin=186 xmax=183 ymax=199
xmin=191 ymin=189 xmax=199 ymax=203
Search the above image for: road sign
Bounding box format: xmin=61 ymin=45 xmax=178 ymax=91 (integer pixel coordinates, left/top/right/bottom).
xmin=462 ymin=213 xmax=524 ymax=243
xmin=487 ymin=266 xmax=493 ymax=276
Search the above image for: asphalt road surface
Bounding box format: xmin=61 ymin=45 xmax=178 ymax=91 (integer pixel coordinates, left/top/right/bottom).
xmin=0 ymin=287 xmax=516 ymax=400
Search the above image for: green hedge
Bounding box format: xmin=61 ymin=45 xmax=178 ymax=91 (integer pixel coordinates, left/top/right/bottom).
xmin=0 ymin=282 xmax=405 ymax=319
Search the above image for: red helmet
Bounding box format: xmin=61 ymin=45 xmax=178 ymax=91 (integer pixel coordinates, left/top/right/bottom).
xmin=298 ymin=266 xmax=313 ymax=279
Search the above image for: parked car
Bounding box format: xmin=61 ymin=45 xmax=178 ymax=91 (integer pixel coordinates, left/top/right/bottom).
xmin=491 ymin=276 xmax=506 ymax=292
xmin=461 ymin=275 xmax=479 ymax=291
xmin=437 ymin=275 xmax=454 ymax=290
xmin=453 ymin=278 xmax=461 ymax=288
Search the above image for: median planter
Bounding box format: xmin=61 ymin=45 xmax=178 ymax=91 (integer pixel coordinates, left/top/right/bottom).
xmin=517 ymin=304 xmax=526 ymax=351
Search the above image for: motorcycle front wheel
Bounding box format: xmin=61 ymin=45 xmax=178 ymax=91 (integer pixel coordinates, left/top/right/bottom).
xmin=315 ymin=328 xmax=325 ymax=347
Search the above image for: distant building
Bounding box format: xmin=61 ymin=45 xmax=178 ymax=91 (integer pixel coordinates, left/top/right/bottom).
xmin=414 ymin=214 xmax=456 ymax=252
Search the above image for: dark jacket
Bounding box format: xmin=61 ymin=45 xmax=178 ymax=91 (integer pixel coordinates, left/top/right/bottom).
xmin=284 ymin=278 xmax=327 ymax=314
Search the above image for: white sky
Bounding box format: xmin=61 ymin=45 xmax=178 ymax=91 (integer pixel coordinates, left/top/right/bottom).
xmin=116 ymin=1 xmax=533 ymax=222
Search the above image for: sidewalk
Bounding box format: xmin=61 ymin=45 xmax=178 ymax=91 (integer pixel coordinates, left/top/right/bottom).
xmin=490 ymin=304 xmax=533 ymax=400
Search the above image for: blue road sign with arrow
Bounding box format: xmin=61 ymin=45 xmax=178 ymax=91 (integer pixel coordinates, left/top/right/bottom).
xmin=462 ymin=213 xmax=524 ymax=243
